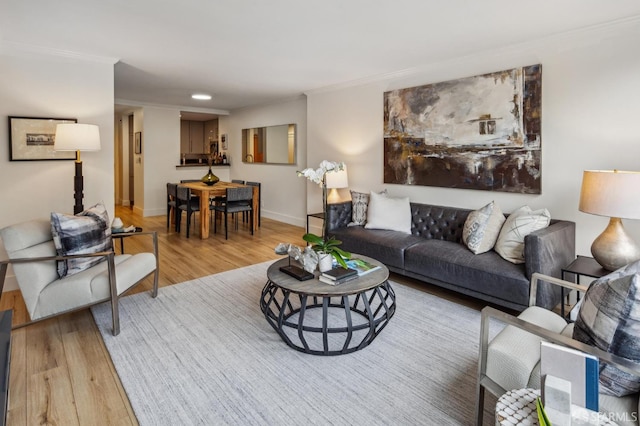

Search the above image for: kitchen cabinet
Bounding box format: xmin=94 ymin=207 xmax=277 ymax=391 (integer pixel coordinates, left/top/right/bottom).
xmin=180 ymin=120 xmax=205 ymax=154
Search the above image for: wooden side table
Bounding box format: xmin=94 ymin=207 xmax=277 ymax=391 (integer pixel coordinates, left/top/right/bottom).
xmin=560 ymin=256 xmax=608 ymax=319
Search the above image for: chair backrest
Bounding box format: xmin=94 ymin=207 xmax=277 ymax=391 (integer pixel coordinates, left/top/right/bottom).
xmin=176 ymin=185 xmax=191 ymax=202
xmin=167 ymin=182 xmax=178 ymax=202
xmin=231 ymin=179 xmax=245 ymax=184
xmin=226 ymin=186 xmax=253 ymax=203
xmin=180 ymin=179 xmax=200 ymax=183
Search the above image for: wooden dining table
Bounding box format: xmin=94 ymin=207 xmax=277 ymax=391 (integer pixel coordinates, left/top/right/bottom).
xmin=179 ymin=181 xmax=260 ymax=239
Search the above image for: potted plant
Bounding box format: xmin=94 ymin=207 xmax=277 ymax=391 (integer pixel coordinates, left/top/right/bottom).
xmin=303 ymin=233 xmax=351 ymax=271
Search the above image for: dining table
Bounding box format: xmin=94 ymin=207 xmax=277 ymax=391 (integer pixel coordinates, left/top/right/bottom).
xmin=179 ymin=181 xmax=260 ymax=239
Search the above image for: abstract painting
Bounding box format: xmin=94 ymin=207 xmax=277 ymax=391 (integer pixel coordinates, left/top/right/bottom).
xmin=383 ymin=65 xmax=542 ymax=193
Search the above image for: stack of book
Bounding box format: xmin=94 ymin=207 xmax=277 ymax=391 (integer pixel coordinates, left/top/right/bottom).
xmin=319 ymin=267 xmax=358 ymax=285
xmin=318 ymin=258 xmax=381 ymax=285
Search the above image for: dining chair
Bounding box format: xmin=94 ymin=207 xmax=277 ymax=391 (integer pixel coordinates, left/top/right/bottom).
xmin=212 ymin=186 xmax=253 ymax=239
xmin=245 ymin=181 xmax=261 ymax=226
xmin=166 ymin=182 xmax=178 ymax=231
xmin=176 ymin=185 xmax=200 ymax=238
xmin=231 ymin=179 xmax=245 ymax=184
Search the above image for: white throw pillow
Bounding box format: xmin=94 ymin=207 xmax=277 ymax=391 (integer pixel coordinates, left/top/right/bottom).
xmin=364 ymin=191 xmax=411 ymax=234
xmin=462 ymin=201 xmax=506 ymax=254
xmin=495 ymin=205 xmax=551 ymax=264
xmin=348 ymin=189 xmax=387 ymax=227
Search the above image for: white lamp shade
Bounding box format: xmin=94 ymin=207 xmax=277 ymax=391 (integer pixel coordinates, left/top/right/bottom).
xmin=325 ymin=167 xmax=349 ymax=189
xmin=54 ymin=124 xmax=101 ymax=151
xmin=579 ymin=170 xmax=640 ymax=220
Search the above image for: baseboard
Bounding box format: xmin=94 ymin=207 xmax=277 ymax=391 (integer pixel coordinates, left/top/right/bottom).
xmin=262 ymin=209 xmax=305 ymax=229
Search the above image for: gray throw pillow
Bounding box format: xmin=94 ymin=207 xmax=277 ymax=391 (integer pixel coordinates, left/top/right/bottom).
xmin=348 ymin=189 xmax=387 ymax=227
xmin=51 ymin=202 xmax=112 ymax=278
xmin=462 ymin=201 xmax=505 ymax=254
xmin=573 ymin=260 xmax=640 ymax=397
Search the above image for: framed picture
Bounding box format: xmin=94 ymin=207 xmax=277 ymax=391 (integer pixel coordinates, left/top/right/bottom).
xmin=221 ymin=133 xmax=228 ymax=150
xmin=8 ymin=116 xmax=77 ymax=161
xmin=135 ymin=131 xmax=142 ymax=154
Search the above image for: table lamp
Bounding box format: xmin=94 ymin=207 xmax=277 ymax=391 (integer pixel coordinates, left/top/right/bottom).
xmin=325 ymin=166 xmax=349 ymax=204
xmin=54 ymin=123 xmax=101 ymax=214
xmin=579 ymin=169 xmax=640 ymax=271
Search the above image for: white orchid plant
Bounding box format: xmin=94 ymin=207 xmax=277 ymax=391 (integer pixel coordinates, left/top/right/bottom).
xmin=297 ymin=160 xmax=346 ymax=237
xmin=296 ymin=160 xmax=345 ymax=186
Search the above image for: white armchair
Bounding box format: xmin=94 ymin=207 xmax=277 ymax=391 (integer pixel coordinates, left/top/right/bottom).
xmin=0 ymin=218 xmax=158 ymax=336
xmin=476 ymin=273 xmax=640 ymax=426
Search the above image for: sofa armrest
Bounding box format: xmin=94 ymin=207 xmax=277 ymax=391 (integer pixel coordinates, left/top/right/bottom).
xmin=326 ymin=201 xmax=352 ymax=232
xmin=524 ymin=220 xmax=576 ymax=280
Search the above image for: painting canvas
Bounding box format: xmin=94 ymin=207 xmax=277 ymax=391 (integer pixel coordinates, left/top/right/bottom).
xmin=383 ymin=64 xmax=542 ymax=193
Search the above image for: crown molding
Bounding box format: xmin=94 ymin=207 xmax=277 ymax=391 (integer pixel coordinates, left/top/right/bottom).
xmin=115 ymin=98 xmax=230 ymax=116
xmin=305 ymin=15 xmax=640 ymax=96
xmin=0 ymin=40 xmax=118 ymax=64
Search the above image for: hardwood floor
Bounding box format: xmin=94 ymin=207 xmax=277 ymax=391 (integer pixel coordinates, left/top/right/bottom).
xmin=0 ymin=206 xmax=486 ymax=425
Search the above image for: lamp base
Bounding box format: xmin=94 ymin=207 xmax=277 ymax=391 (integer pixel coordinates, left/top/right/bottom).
xmin=591 ymin=217 xmax=640 ymax=271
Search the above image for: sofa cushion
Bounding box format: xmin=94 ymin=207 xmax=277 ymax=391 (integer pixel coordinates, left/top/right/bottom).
xmin=365 ymin=191 xmax=411 ymax=234
xmin=331 ymin=226 xmax=424 ymax=270
xmin=573 ymin=261 xmax=640 ymax=397
xmin=495 ymin=206 xmax=550 ymax=264
xmin=51 ymin=202 xmax=112 ymax=278
xmin=462 ymin=201 xmax=505 ymax=254
xmin=405 ymin=240 xmax=529 ymax=306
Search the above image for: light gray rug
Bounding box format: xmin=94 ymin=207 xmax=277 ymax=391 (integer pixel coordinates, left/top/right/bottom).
xmin=91 ymin=261 xmax=497 ymax=425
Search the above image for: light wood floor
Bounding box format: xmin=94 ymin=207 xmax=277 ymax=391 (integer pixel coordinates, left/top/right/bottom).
xmin=0 ymin=206 xmax=485 ymax=425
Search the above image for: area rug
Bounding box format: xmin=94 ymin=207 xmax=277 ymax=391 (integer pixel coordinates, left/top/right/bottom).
xmin=91 ymin=261 xmax=497 ymax=425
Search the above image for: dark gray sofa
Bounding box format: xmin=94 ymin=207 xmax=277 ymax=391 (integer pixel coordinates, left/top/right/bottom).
xmin=326 ymin=201 xmax=576 ymax=312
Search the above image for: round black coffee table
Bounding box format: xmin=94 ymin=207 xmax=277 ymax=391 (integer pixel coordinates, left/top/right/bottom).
xmin=260 ymin=255 xmax=395 ymax=356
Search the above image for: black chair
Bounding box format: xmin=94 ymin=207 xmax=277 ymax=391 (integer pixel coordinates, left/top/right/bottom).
xmin=176 ymin=185 xmax=200 ymax=238
xmin=212 ymin=186 xmax=253 ymax=239
xmin=245 ymin=181 xmax=261 ymax=226
xmin=166 ymin=182 xmax=178 ymax=231
xmin=231 ymin=179 xmax=245 ymax=184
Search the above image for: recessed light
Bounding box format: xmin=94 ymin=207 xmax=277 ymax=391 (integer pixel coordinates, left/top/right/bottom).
xmin=192 ymin=94 xmax=212 ymax=100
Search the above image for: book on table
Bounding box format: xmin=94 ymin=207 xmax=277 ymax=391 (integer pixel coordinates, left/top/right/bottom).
xmin=321 ymin=266 xmax=358 ymax=281
xmin=343 ymin=258 xmax=381 ymax=276
xmin=318 ymin=274 xmax=358 ymax=285
xmin=540 ymin=341 xmax=599 ymax=413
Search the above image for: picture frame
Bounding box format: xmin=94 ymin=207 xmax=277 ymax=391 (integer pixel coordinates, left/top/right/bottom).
xmin=8 ymin=116 xmax=77 ymax=161
xmin=221 ymin=133 xmax=228 ymax=150
xmin=135 ymin=131 xmax=142 ymax=154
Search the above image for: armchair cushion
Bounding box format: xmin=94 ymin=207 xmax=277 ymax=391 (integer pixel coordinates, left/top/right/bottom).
xmin=573 ymin=260 xmax=640 ymax=397
xmin=51 ymin=202 xmax=112 ymax=278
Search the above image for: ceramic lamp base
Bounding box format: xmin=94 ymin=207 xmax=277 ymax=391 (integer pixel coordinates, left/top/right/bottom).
xmin=591 ymin=217 xmax=640 ymax=271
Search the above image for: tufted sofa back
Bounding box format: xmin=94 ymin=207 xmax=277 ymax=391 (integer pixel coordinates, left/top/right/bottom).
xmin=326 ymin=200 xmax=472 ymax=243
xmin=409 ymin=203 xmax=471 ymax=243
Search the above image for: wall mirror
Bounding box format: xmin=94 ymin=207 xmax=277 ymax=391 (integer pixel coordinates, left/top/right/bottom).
xmin=242 ymin=124 xmax=296 ymax=164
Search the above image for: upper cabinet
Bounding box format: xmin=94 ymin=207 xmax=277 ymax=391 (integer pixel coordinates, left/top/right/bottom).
xmin=180 ymin=119 xmax=219 ymax=154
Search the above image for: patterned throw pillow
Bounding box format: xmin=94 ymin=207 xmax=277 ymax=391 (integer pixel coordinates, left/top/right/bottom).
xmin=462 ymin=201 xmax=506 ymax=254
xmin=494 ymin=205 xmax=550 ymax=264
xmin=573 ymin=260 xmax=640 ymax=397
xmin=51 ymin=202 xmax=112 ymax=278
xmin=348 ymin=189 xmax=387 ymax=227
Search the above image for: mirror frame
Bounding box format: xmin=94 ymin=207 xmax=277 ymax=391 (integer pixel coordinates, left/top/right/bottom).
xmin=242 ymin=123 xmax=296 ymax=165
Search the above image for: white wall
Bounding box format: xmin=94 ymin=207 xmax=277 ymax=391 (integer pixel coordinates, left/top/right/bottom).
xmin=306 ymin=20 xmax=640 ymax=256
xmin=0 ymin=46 xmax=115 ymax=290
xmin=221 ymin=96 xmax=307 ymax=226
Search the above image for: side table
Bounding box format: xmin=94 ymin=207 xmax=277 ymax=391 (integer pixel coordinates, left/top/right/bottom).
xmin=560 ymin=256 xmax=608 ymax=319
xmin=306 ymin=212 xmax=324 ymax=234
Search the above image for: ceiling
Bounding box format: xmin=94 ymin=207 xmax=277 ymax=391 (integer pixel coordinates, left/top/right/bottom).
xmin=2 ymin=1 xmax=640 ymax=112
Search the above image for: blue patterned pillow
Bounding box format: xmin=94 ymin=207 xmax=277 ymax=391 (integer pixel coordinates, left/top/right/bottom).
xmin=573 ymin=260 xmax=640 ymax=397
xmin=51 ymin=203 xmax=112 ymax=278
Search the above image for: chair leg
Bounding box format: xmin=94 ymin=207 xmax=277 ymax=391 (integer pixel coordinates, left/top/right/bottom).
xmin=224 ymin=211 xmax=228 ymax=240
xmin=250 ymin=209 xmax=254 ymax=235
